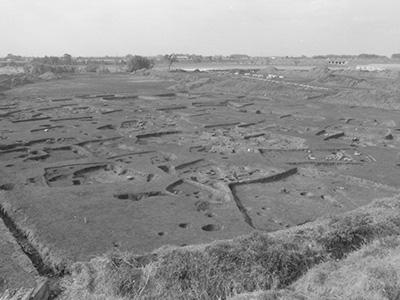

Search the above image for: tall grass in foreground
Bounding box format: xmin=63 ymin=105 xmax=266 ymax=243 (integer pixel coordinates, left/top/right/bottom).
xmin=233 ymin=237 xmax=400 ymax=300
xmin=60 ymin=196 xmax=400 ymax=299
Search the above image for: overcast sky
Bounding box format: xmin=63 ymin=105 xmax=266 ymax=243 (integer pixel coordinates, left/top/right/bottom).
xmin=1 ymin=0 xmax=399 ymax=57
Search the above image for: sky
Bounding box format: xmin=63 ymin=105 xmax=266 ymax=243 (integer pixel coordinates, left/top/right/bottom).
xmin=1 ymin=0 xmax=400 ymax=57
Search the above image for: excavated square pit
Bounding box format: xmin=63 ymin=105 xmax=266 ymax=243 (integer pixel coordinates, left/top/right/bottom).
xmin=44 ymin=163 xmax=149 ymax=187
xmin=232 ymin=167 xmax=398 ymax=231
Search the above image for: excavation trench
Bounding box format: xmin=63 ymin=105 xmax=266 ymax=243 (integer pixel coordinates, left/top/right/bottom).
xmin=229 ymin=184 xmax=255 ymax=228
xmin=228 ymin=168 xmax=298 ymax=229
xmin=0 ymin=204 xmax=64 ymax=278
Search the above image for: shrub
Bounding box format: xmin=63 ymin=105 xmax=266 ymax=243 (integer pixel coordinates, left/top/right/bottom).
xmin=84 ymin=64 xmax=98 ymax=73
xmin=96 ymin=65 xmax=110 ymax=74
xmin=24 ymin=63 xmax=75 ymax=75
xmin=126 ymin=55 xmax=153 ymax=72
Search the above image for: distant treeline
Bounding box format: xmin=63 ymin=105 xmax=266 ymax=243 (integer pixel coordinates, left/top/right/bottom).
xmin=312 ymin=54 xmax=399 ymax=59
xmin=3 ymin=53 xmax=400 ymax=69
xmin=0 ymin=53 xmax=156 ymax=75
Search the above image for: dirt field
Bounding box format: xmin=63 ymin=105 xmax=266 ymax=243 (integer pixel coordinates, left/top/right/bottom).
xmin=1 ymin=68 xmax=400 ymax=293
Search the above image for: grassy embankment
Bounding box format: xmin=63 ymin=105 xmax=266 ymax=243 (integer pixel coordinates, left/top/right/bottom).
xmin=60 ymin=195 xmax=400 ymax=299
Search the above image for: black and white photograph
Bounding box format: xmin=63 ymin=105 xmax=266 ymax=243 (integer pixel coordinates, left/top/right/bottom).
xmin=1 ymin=0 xmax=400 ymax=299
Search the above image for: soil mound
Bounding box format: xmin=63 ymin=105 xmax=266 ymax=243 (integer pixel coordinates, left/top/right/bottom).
xmin=257 ymin=66 xmax=278 ymax=75
xmin=131 ymin=68 xmax=151 ymax=76
xmin=38 ymin=71 xmax=58 ymax=81
xmin=0 ymin=74 xmax=34 ymax=91
xmin=308 ymin=66 xmax=332 ymax=80
xmin=315 ymin=73 xmax=365 ymax=88
xmin=306 ymin=67 xmax=368 ymax=88
xmin=168 ymin=76 xmax=212 ymax=91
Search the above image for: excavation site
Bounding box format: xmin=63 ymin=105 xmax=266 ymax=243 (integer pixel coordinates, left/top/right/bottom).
xmin=2 ymin=60 xmax=400 ymax=299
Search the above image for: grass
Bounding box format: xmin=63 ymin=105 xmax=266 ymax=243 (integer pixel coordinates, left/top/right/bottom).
xmin=0 ymin=200 xmax=70 ymax=277
xmin=233 ymin=237 xmax=400 ymax=300
xmin=317 ymin=213 xmax=395 ymax=259
xmin=60 ymin=195 xmax=400 ymax=299
xmin=298 ymin=236 xmax=400 ymax=300
xmin=150 ymin=235 xmax=320 ymax=299
xmin=61 ymin=235 xmax=321 ymax=300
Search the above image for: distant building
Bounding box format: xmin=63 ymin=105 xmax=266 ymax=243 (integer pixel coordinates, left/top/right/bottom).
xmin=229 ymin=54 xmax=250 ymax=61
xmin=328 ymin=59 xmax=348 ymax=65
